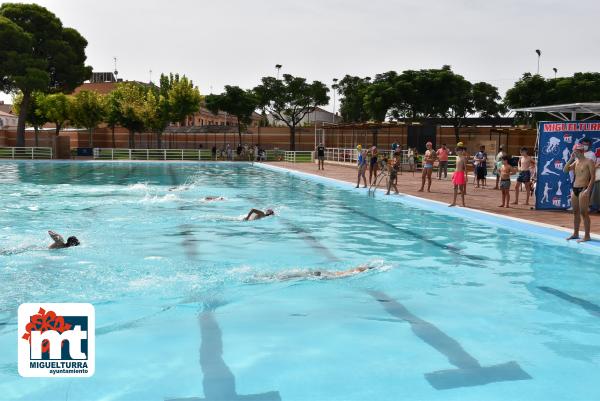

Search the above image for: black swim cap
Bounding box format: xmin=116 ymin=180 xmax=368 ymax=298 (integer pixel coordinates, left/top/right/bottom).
xmin=66 ymin=236 xmax=80 ymax=247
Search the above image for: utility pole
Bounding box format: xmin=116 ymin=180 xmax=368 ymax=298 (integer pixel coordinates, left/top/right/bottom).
xmin=535 ymin=49 xmax=541 ymax=75
xmin=332 ymin=78 xmax=339 ymax=123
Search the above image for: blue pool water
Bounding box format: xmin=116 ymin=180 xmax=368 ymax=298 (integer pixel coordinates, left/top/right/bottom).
xmin=0 ymin=161 xmax=599 ymax=401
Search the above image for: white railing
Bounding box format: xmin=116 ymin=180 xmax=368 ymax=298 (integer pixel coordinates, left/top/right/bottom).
xmin=325 ymin=147 xmax=359 ymax=163
xmin=93 ymin=148 xmax=213 ymax=161
xmin=0 ymin=147 xmax=52 ymax=159
xmin=284 ymin=151 xmax=314 ymax=163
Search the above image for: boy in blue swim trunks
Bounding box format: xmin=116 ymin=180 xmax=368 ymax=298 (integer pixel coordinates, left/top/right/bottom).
xmin=418 ymin=142 xmax=437 ymax=192
xmin=513 ymin=147 xmax=535 ymax=206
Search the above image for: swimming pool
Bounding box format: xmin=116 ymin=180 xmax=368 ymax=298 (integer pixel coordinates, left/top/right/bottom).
xmin=0 ymin=161 xmax=599 ymax=401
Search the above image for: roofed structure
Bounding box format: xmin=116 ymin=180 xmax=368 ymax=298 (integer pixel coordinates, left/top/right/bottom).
xmin=511 ymin=103 xmax=600 ymax=121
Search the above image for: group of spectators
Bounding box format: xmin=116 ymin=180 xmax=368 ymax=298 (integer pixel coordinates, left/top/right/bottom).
xmin=210 ymin=143 xmax=267 ymax=161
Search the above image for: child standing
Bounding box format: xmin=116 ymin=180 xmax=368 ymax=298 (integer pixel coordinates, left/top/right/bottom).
xmin=386 ymin=151 xmax=401 ymax=195
xmin=449 ymin=146 xmax=467 ymax=207
xmin=498 ymin=155 xmax=515 ymax=207
xmin=356 ymin=149 xmax=368 ymax=188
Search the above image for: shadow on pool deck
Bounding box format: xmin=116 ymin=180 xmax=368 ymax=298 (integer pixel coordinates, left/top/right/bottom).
xmin=369 ymin=290 xmax=532 ymax=390
xmin=166 ymin=309 xmax=281 ymax=401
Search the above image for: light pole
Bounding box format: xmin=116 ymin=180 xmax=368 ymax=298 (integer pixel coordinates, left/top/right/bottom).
xmin=553 ymin=67 xmax=558 ymax=79
xmin=113 ymin=57 xmax=118 ymax=80
xmin=535 ymin=49 xmax=541 ymax=75
xmin=332 ymin=78 xmax=338 ymax=123
xmin=275 ymin=64 xmax=282 ymax=80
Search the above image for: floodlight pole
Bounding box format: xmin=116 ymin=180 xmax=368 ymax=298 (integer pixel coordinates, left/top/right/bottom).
xmin=535 ymin=49 xmax=541 ymax=75
xmin=332 ymin=78 xmax=338 ymax=123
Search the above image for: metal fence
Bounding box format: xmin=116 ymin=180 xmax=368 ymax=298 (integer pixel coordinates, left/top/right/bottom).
xmin=0 ymin=147 xmax=53 ymax=159
xmin=93 ymin=148 xmax=214 ymax=161
xmin=284 ymin=151 xmax=314 ymax=163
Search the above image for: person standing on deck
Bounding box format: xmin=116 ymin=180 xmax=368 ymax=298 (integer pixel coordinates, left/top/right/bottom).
xmin=408 ymin=148 xmax=416 ymax=172
xmin=419 ymin=142 xmax=437 ymax=192
xmin=449 ymin=146 xmax=467 ymax=207
xmin=386 ymin=151 xmax=401 ymax=195
xmin=436 ymin=144 xmax=449 ymax=179
xmin=498 ymin=155 xmax=516 ymax=208
xmin=368 ymin=146 xmax=379 ymax=186
xmin=564 ymin=143 xmax=596 ymax=242
xmin=316 ymin=143 xmax=326 ymax=170
xmin=494 ymin=145 xmax=507 ymax=190
xmin=580 ymin=138 xmax=600 ymax=212
xmin=356 ymin=149 xmax=368 ymax=188
xmin=474 ymin=145 xmax=488 ymax=188
xmin=512 ymin=147 xmax=535 ymax=206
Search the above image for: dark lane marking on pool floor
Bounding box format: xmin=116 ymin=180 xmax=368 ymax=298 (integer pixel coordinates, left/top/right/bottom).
xmin=538 ymin=286 xmax=600 ymax=318
xmin=342 ymin=205 xmax=490 ymax=263
xmin=369 ymin=291 xmax=532 ymax=390
xmin=241 ymin=193 xmax=340 ymax=263
xmin=289 ymin=184 xmax=490 ymax=263
xmin=166 ymin=309 xmax=281 ymax=401
xmin=278 ymin=217 xmax=340 ymax=262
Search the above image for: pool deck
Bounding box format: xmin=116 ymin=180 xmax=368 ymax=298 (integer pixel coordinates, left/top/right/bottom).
xmin=270 ymin=161 xmax=600 ymax=236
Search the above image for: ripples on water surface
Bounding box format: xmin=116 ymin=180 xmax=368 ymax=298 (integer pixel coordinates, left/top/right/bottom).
xmin=0 ymin=161 xmax=599 ymax=401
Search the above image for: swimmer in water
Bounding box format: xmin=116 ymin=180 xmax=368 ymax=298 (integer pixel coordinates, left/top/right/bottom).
xmin=203 ymin=196 xmax=225 ymax=201
xmin=267 ymin=265 xmax=376 ymax=281
xmin=48 ymin=231 xmax=80 ymax=249
xmin=244 ymin=208 xmax=275 ymax=221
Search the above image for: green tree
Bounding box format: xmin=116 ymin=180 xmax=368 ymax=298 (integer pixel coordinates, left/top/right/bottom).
xmin=472 ymin=82 xmax=506 ymax=118
xmin=105 ymin=90 xmax=122 ymax=148
xmin=337 ymin=75 xmax=371 ymax=122
xmin=111 ymin=82 xmax=147 ymax=148
xmin=0 ymin=3 xmax=92 ymax=146
xmin=504 ymin=73 xmax=550 ymax=123
xmin=164 ymin=73 xmax=202 ymax=126
xmin=71 ymin=90 xmax=106 ymax=147
xmin=140 ymin=89 xmax=170 ymax=148
xmin=205 ymin=85 xmax=259 ymax=144
xmin=12 ymin=92 xmax=48 ymax=146
xmin=254 ymin=74 xmax=329 ymax=150
xmin=39 ymin=93 xmax=72 ymax=136
xmin=363 ymin=72 xmax=398 ymax=121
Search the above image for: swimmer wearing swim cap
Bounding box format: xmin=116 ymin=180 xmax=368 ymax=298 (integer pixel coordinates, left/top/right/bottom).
xmin=48 ymin=230 xmax=80 ymax=249
xmin=244 ymin=208 xmax=275 ymax=221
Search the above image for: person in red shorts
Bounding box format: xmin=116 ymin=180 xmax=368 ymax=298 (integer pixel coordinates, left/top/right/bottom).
xmin=449 ymin=145 xmax=467 ymax=207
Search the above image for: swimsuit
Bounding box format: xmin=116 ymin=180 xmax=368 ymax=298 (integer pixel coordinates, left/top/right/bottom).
xmin=517 ymin=170 xmax=531 ymax=183
xmin=500 ymin=179 xmax=511 ymax=190
xmin=370 ymin=156 xmax=378 ymax=167
xmin=572 ymin=186 xmax=585 ymax=197
xmin=452 ymin=171 xmax=466 ymax=186
xmin=424 ymin=163 xmax=433 ymax=169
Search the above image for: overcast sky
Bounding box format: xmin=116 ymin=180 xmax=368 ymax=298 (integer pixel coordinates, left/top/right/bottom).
xmin=2 ymin=0 xmax=599 ymax=111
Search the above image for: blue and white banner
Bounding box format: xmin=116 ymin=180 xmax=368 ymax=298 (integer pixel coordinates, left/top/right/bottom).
xmin=536 ymin=121 xmax=600 ymax=210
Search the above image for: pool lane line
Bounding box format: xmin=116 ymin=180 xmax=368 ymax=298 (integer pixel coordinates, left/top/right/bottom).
xmin=340 ymin=205 xmax=491 ymax=263
xmin=96 ymin=306 xmax=173 ymax=336
xmin=538 ymin=286 xmax=600 ymax=318
xmin=369 ymin=290 xmax=532 ymax=390
xmin=255 ymin=163 xmax=600 ymax=249
xmin=163 ymin=165 xmax=201 ymax=261
xmin=277 ymin=217 xmax=340 ymax=262
xmin=241 ymin=193 xmax=340 ymax=263
xmin=277 ymin=178 xmax=489 ymax=263
xmin=165 ymin=309 xmax=281 ymax=401
xmin=167 ymin=164 xmax=182 ymax=187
